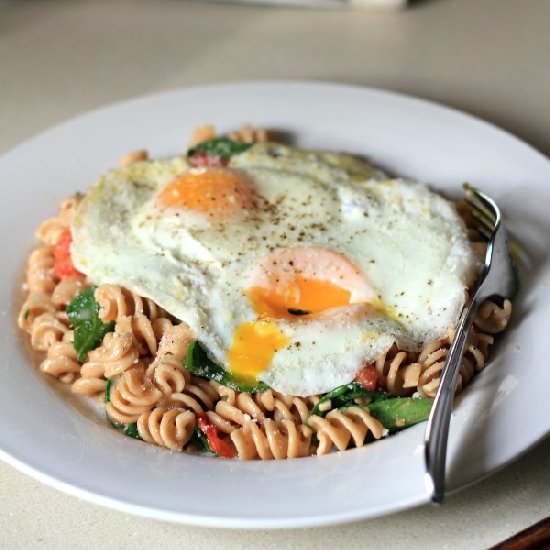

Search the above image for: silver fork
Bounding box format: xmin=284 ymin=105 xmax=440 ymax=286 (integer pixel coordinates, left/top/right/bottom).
xmin=424 ymin=184 xmax=518 ymax=504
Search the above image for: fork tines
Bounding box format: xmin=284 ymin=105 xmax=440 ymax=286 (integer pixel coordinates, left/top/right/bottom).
xmin=463 ymin=183 xmax=497 ymax=240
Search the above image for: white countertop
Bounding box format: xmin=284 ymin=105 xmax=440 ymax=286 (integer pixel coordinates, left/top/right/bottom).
xmin=1 ymin=0 xmax=549 ymax=547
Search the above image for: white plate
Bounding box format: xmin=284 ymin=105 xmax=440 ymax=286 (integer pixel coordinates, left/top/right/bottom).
xmin=1 ymin=81 xmax=549 ymax=528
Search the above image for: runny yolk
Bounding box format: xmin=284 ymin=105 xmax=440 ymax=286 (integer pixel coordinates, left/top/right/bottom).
xmin=248 ymin=276 xmax=352 ymax=319
xmin=227 ymin=319 xmax=288 ymax=385
xmin=245 ymin=247 xmax=374 ymax=320
xmin=155 ymin=167 xmax=255 ymax=219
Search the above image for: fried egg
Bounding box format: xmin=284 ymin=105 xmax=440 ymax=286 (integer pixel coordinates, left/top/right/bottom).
xmin=71 ymin=143 xmax=480 ymax=396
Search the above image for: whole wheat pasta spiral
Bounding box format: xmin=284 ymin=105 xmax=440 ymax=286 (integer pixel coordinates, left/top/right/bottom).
xmin=30 ymin=312 xmax=70 ymax=352
xmin=20 ymin=278 xmax=85 ymax=347
xmin=18 ymin=292 xmax=55 ymax=333
xmin=114 ymin=314 xmax=173 ymax=356
xmin=145 ymin=323 xmax=195 ymax=397
xmin=374 ymin=345 xmax=420 ymax=397
xmin=51 ymin=277 xmax=87 ymax=309
xmin=95 ymin=284 xmax=169 ymax=324
xmin=71 ymin=376 xmax=107 ymax=399
xmin=475 ymin=299 xmax=512 ymax=334
xmin=231 ymin=418 xmax=313 ymax=460
xmin=308 ymin=407 xmax=385 ymax=455
xmin=417 ymin=337 xmax=479 ymax=398
xmin=106 ymin=366 xmax=162 ymax=424
xmin=416 ymin=299 xmax=511 ymax=397
xmin=39 ymin=331 xmax=80 ymax=385
xmin=147 ymin=353 xmax=191 ymax=396
xmin=227 ymin=124 xmax=269 ymax=144
xmin=35 ymin=218 xmax=66 ymax=247
xmin=25 ymin=246 xmax=56 ymax=294
xmin=169 ymin=376 xmax=220 ymax=412
xmin=203 ymin=383 xmax=275 ymax=433
xmin=156 ymin=323 xmax=195 ymax=358
xmin=82 ymin=331 xmax=141 ymax=380
xmin=253 ymin=390 xmax=319 ymax=425
xmin=137 ymin=407 xmax=196 ymax=451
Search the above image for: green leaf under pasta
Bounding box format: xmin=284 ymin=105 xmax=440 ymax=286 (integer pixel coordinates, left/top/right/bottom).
xmin=366 ymin=397 xmax=433 ymax=432
xmin=309 ymin=382 xmax=432 ymax=433
xmin=67 ymin=286 xmax=115 ymax=363
xmin=104 ymin=379 xmax=112 ymax=404
xmin=122 ymin=423 xmax=142 ymax=440
xmin=309 ymin=382 xmax=392 ymax=418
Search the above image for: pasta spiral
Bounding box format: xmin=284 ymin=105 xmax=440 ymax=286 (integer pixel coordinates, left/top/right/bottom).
xmin=168 ymin=377 xmax=221 ymax=412
xmin=39 ymin=331 xmax=80 ymax=385
xmin=25 ymin=246 xmax=56 ymax=294
xmin=137 ymin=407 xmax=196 ymax=451
xmin=474 ymin=299 xmax=512 ymax=334
xmin=95 ymin=284 xmax=169 ymax=325
xmin=106 ymin=366 xmax=162 ymax=424
xmin=230 ymin=419 xmax=313 ymax=460
xmin=114 ymin=314 xmax=173 ymax=356
xmin=18 ymin=292 xmax=55 ymax=333
xmin=71 ymin=376 xmax=107 ymax=399
xmin=82 ymin=331 xmax=141 ymax=380
xmin=308 ymin=407 xmax=385 ymax=455
xmin=227 ymin=124 xmax=269 ymax=144
xmin=51 ymin=277 xmax=87 ymax=309
xmin=374 ymin=345 xmax=420 ymax=397
xmin=30 ymin=312 xmax=70 ymax=352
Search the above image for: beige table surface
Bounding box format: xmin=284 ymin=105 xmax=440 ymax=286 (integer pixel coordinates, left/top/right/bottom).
xmin=1 ymin=0 xmax=549 ymax=548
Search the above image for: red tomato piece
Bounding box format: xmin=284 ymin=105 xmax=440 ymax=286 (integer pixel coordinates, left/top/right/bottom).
xmin=196 ymin=412 xmax=236 ymax=459
xmin=189 ymin=151 xmax=229 ymax=168
xmin=53 ymin=228 xmax=83 ymax=279
xmin=354 ymin=363 xmax=385 ymax=392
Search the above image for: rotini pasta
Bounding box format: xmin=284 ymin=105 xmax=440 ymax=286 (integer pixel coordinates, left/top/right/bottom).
xmin=231 ymin=419 xmax=313 ymax=460
xmin=39 ymin=331 xmax=80 ymax=385
xmin=137 ymin=407 xmax=195 ymax=451
xmin=85 ymin=331 xmax=142 ymax=380
xmin=106 ymin=366 xmax=162 ymax=424
xmin=308 ymin=407 xmax=385 ymax=454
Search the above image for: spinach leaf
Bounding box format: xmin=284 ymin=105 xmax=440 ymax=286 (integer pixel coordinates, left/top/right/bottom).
xmin=104 ymin=379 xmax=112 ymax=404
xmin=193 ymin=426 xmax=213 ymax=454
xmin=187 ymin=137 xmax=252 ymax=161
xmin=108 ymin=419 xmax=142 ymax=440
xmin=310 ymin=382 xmax=392 ymax=418
xmin=185 ymin=340 xmax=269 ymax=393
xmin=122 ymin=423 xmax=142 ymax=440
xmin=367 ymin=397 xmax=433 ymax=432
xmin=67 ymin=286 xmax=115 ymax=362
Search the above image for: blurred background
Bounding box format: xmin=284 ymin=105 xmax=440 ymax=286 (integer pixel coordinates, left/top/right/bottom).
xmin=1 ymin=0 xmax=549 ymax=157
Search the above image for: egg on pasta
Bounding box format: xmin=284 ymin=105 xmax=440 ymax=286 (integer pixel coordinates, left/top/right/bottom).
xmin=71 ymin=143 xmax=480 ymax=396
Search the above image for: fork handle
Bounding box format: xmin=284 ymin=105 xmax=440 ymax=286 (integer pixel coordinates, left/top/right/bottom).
xmin=424 ymin=297 xmax=482 ymax=504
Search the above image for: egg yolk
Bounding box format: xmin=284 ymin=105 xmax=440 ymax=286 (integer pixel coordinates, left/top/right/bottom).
xmin=155 ymin=167 xmax=255 ymax=219
xmin=248 ymin=276 xmax=352 ymax=319
xmin=246 ymin=246 xmax=374 ymax=319
xmin=227 ymin=319 xmax=288 ymax=385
